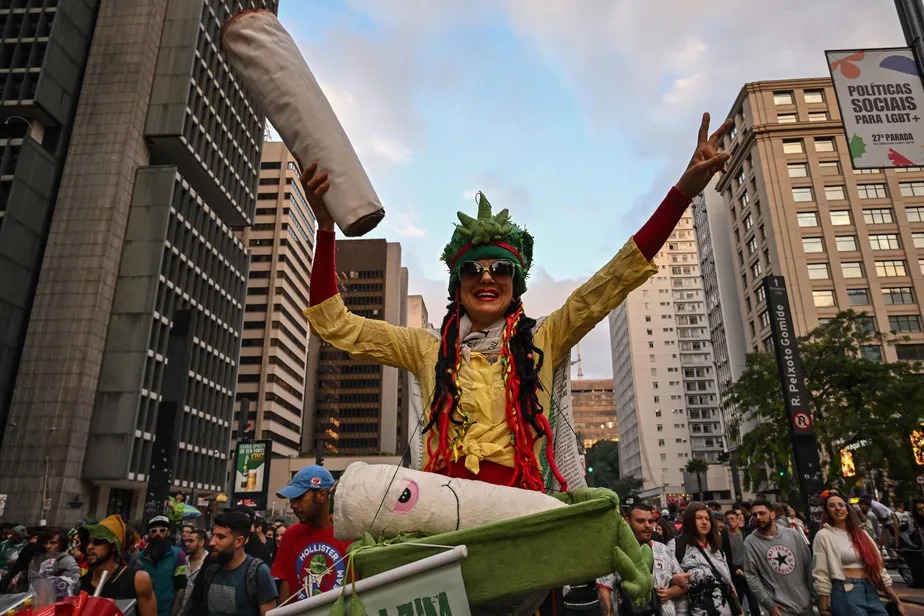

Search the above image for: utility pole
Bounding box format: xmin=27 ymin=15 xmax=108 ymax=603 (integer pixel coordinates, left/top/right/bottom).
xmin=895 ymin=0 xmax=924 ymax=76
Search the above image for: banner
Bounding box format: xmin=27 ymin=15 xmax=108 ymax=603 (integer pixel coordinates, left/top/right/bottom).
xmin=232 ymin=440 xmax=272 ymax=509
xmin=826 ymin=48 xmax=924 ymax=168
xmin=270 ymin=548 xmax=470 ymax=616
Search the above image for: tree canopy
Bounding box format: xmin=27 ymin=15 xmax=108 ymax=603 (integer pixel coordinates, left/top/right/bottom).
xmin=585 ymin=439 xmax=644 ymax=501
xmin=725 ymin=310 xmax=924 ymax=502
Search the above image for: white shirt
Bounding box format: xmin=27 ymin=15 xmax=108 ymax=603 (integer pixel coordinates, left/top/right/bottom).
xmin=597 ymin=541 xmax=687 ymax=616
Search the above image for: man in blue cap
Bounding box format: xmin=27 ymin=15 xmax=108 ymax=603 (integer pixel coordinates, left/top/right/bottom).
xmin=270 ymin=465 xmax=352 ymax=601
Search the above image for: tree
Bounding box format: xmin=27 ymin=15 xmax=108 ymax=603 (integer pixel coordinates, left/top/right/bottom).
xmin=685 ymin=458 xmax=709 ymax=500
xmin=584 ymin=439 xmax=644 ymax=501
xmin=725 ymin=310 xmax=924 ymax=501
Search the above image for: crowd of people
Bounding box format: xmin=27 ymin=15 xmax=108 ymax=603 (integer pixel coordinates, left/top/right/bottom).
xmin=590 ymin=490 xmax=924 ymax=616
xmin=0 ymin=465 xmax=346 ymax=615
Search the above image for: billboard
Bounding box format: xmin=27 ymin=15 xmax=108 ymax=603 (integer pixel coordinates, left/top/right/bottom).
xmin=826 ymin=48 xmax=924 ymax=168
xmin=232 ymin=440 xmax=272 ymax=509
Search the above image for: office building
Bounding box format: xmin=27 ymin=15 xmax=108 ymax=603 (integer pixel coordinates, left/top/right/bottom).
xmin=0 ymin=0 xmax=99 ymax=462
xmin=0 ymin=0 xmax=275 ymax=524
xmin=609 ymin=211 xmax=733 ymax=505
xmin=236 ymin=141 xmax=316 ymax=459
xmin=717 ymin=77 xmax=924 ymax=362
xmin=302 ymin=239 xmax=408 ymax=459
xmin=570 ymin=379 xmax=618 ymax=449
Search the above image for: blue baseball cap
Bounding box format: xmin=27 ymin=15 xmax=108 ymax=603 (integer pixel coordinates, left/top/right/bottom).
xmin=276 ymin=465 xmax=335 ymax=499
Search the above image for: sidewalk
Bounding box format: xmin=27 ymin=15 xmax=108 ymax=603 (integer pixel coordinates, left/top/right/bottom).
xmin=897 ymin=583 xmax=924 ymax=606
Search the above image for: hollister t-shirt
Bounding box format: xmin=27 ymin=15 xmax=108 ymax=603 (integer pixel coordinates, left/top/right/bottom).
xmin=270 ymin=523 xmax=352 ymax=600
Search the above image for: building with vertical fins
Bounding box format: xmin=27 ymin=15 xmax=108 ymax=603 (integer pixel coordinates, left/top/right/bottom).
xmin=0 ymin=0 xmax=275 ymax=524
xmin=236 ymin=141 xmax=316 ymax=459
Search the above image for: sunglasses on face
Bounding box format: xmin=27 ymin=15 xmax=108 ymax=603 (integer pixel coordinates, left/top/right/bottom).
xmin=149 ymin=527 xmax=169 ymax=535
xmin=459 ymin=259 xmax=515 ymax=282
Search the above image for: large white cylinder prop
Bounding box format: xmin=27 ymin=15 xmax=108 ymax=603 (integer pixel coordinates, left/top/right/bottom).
xmin=221 ymin=10 xmax=384 ymax=237
xmin=332 ymin=462 xmax=567 ymax=541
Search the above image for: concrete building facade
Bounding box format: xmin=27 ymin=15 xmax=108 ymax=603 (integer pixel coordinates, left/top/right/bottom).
xmin=302 ymin=239 xmax=409 ymax=459
xmin=610 ymin=211 xmax=733 ymax=505
xmin=717 ymin=78 xmax=924 ymax=363
xmin=0 ymin=0 xmax=275 ymax=525
xmin=236 ymin=142 xmax=316 ymax=459
xmin=570 ymin=379 xmax=618 ymax=450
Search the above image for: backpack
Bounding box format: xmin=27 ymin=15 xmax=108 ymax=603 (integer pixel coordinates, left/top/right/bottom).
xmin=196 ymin=557 xmax=264 ymax=612
xmin=673 ymin=536 xmax=686 ymax=563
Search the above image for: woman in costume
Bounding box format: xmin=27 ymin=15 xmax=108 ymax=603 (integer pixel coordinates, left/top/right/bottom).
xmin=303 ymin=113 xmax=731 ymax=492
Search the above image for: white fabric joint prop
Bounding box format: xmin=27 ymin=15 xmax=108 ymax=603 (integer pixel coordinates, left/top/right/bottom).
xmin=221 ymin=9 xmax=384 ymax=237
xmin=332 ymin=462 xmax=566 ymax=541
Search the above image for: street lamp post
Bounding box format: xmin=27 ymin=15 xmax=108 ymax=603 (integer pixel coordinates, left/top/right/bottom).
xmin=8 ymin=422 xmax=56 ymax=525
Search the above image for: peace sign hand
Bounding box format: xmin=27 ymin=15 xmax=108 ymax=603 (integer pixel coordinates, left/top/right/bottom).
xmin=675 ymin=112 xmax=734 ymax=199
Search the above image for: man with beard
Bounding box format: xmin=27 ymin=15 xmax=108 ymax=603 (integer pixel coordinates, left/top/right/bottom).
xmin=743 ymin=499 xmax=814 ymax=616
xmin=178 ymin=530 xmax=208 ymax=615
xmin=189 ymin=512 xmax=277 ymax=615
xmin=139 ymin=516 xmax=188 ymax=616
xmin=79 ymin=515 xmax=156 ymax=616
xmin=271 ymin=465 xmax=352 ymax=601
xmin=596 ymin=502 xmax=689 ymax=616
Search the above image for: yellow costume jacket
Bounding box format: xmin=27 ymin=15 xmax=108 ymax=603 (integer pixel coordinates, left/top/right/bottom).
xmin=305 ymin=238 xmax=657 ymax=477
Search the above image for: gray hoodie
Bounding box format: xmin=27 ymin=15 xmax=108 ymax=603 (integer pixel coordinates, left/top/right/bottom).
xmin=744 ymin=525 xmax=815 ymax=616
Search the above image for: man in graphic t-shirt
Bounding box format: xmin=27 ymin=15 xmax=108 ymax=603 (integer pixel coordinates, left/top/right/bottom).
xmin=270 ymin=466 xmax=352 ymax=601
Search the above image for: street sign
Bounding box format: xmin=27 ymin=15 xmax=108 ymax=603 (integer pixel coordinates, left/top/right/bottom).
xmin=43 ymin=498 xmax=51 ymax=510
xmin=793 ymin=412 xmax=812 ymax=431
xmin=916 ymin=475 xmax=924 ymax=485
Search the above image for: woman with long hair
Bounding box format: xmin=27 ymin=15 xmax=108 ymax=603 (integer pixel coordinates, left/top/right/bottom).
xmin=814 ymin=492 xmax=907 ymax=616
xmin=302 ymin=114 xmax=731 ymax=491
xmin=672 ymin=502 xmax=740 ymax=616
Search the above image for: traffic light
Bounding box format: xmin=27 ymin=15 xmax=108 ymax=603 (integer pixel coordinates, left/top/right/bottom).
xmin=778 ymin=470 xmax=785 ymax=478
xmin=587 ymin=466 xmax=594 ymax=473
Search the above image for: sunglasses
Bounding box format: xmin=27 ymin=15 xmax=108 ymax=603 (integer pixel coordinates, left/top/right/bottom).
xmin=458 ymin=259 xmax=515 ymax=282
xmin=149 ymin=527 xmax=169 ymax=535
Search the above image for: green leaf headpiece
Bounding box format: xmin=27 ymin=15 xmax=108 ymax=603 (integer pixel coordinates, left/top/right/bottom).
xmin=441 ymin=192 xmax=533 ymax=296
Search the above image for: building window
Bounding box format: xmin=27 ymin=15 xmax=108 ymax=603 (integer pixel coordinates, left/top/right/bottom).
xmin=907 ymin=207 xmax=924 ymax=222
xmin=819 ymin=161 xmax=841 ymax=176
xmin=900 ymin=181 xmax=924 ymax=197
xmin=808 ymin=112 xmax=829 ymax=122
xmin=774 ymin=91 xmax=794 ymax=105
xmin=841 ymin=262 xmax=864 ymax=278
xmin=858 ymin=183 xmax=888 ymax=199
xmin=896 ymin=344 xmax=924 ymax=361
xmin=813 ymin=290 xmax=836 ymax=307
xmin=778 ymin=113 xmax=798 ymax=124
xmin=815 ymin=138 xmax=836 ymax=152
xmin=802 ymin=237 xmax=824 ymax=253
xmin=889 ymin=315 xmax=922 ymax=333
xmin=882 ymin=286 xmax=915 ymax=304
xmin=760 ymin=310 xmax=771 ymax=328
xmin=875 ymin=259 xmax=907 ymax=277
xmin=824 ymin=185 xmax=847 ymax=200
xmin=658 ymin=439 xmax=665 ymax=447
xmin=807 ymin=263 xmax=830 ymax=279
xmin=835 ymin=235 xmax=858 ymax=251
xmin=846 ymin=288 xmax=870 ymax=305
xmin=830 ymin=211 xmax=852 ymax=226
xmin=788 ymin=163 xmax=808 ymax=178
xmin=869 ymin=233 xmax=901 ymax=250
xmin=751 ymin=261 xmax=762 ymax=278
xmin=796 ymin=211 xmax=819 ymax=227
xmin=744 ymin=214 xmax=754 ymax=230
xmin=783 ymin=139 xmax=804 ymax=154
xmin=855 ymin=316 xmax=876 ymax=333
xmin=747 ymin=236 xmax=759 ymax=255
xmin=792 ymin=187 xmax=814 ymax=202
xmin=804 ymin=89 xmax=825 ymax=104
xmin=861 ymin=345 xmax=884 ymax=362
xmin=864 ymin=208 xmax=894 ymax=224
xmin=756 ymin=286 xmax=766 ymax=303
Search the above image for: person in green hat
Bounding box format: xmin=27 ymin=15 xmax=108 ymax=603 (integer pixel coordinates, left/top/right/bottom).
xmin=302 ymin=112 xmax=731 ymax=492
xmin=79 ymin=515 xmax=157 ymax=616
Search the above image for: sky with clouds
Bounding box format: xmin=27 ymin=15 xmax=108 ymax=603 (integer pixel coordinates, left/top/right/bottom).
xmin=277 ymin=0 xmax=900 ymax=380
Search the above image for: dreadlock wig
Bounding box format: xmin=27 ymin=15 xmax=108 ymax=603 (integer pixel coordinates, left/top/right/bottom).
xmin=423 ymin=193 xmax=566 ymax=492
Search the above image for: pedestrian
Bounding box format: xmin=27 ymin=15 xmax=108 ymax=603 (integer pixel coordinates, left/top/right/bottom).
xmin=271 ymin=465 xmax=352 ymax=601
xmin=139 ymin=516 xmax=188 ymax=616
xmin=178 ymin=529 xmax=207 ymax=615
xmin=671 ymin=502 xmax=742 ymax=616
xmin=771 ymin=503 xmax=790 ymax=529
xmin=858 ymin=494 xmax=900 ymax=556
xmin=188 ymin=512 xmax=277 ymax=615
xmin=79 ymin=515 xmax=156 ymax=616
xmin=231 ymin=505 xmax=273 ymax=563
xmin=743 ymin=498 xmax=814 ymax=616
xmin=785 ymin=506 xmax=808 ymax=537
xmin=28 ymin=527 xmax=81 ymax=601
xmin=598 ymin=503 xmax=689 ymax=616
xmin=0 ymin=527 xmax=41 ymax=593
xmin=0 ymin=525 xmax=28 ymax=572
xmin=722 ymin=510 xmax=757 ymax=616
xmin=264 ymin=526 xmax=278 ymax=564
xmin=813 ymin=492 xmax=907 ymax=616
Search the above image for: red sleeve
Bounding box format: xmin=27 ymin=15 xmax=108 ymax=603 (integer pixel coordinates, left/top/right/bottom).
xmin=309 ymin=229 xmax=339 ymax=305
xmin=632 ymin=186 xmax=693 ymax=261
